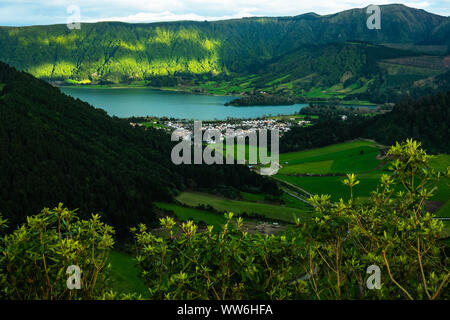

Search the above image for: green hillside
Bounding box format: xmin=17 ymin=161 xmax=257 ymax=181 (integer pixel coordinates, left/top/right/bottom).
xmin=155 ymin=202 xmax=227 ymax=230
xmin=224 ymin=41 xmax=450 ymax=102
xmin=280 ymin=90 xmax=450 ymax=154
xmin=423 ymin=17 xmax=450 ymax=47
xmin=0 ymin=62 xmax=278 ymax=235
xmin=0 ymin=4 xmax=447 ymax=83
xmin=275 ymin=140 xmax=450 ymax=217
xmin=175 ymin=191 xmax=310 ymax=223
xmin=279 ymin=140 xmax=382 ymax=174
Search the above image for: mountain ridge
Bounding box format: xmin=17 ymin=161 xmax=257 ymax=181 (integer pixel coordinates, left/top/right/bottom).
xmin=0 ymin=4 xmax=449 ymax=102
xmin=0 ymin=4 xmax=448 ymax=82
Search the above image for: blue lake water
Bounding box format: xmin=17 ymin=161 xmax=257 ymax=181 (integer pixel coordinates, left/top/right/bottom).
xmin=60 ymin=87 xmax=306 ymax=120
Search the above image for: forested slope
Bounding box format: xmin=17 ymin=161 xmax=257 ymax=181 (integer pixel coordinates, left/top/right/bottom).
xmin=0 ymin=4 xmax=447 ymax=82
xmin=280 ymin=91 xmax=450 ymax=154
xmin=0 ymin=62 xmax=276 ymax=235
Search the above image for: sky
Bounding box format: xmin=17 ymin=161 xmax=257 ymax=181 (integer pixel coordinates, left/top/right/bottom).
xmin=0 ymin=0 xmax=449 ymax=26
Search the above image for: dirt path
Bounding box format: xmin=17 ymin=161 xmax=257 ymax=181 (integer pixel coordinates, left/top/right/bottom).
xmin=243 ymin=221 xmax=288 ymax=235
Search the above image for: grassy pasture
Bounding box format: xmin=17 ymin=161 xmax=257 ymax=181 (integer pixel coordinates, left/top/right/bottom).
xmin=155 ymin=202 xmax=226 ymax=230
xmin=433 ymin=177 xmax=450 ymax=218
xmin=209 ymin=142 xmax=268 ymax=164
xmin=280 ymin=140 xmax=380 ymax=162
xmin=276 ymin=141 xmax=449 ymax=217
xmin=141 ymin=122 xmax=166 ymax=129
xmin=240 ymin=191 xmax=266 ymax=202
xmin=278 ymin=171 xmax=450 ymax=216
xmin=240 ymin=191 xmax=311 ymax=211
xmin=280 ymin=160 xmax=334 ymax=174
xmin=276 ymin=174 xmax=381 ymax=202
xmin=108 ymin=251 xmax=149 ymax=298
xmin=430 ymin=154 xmax=450 ymax=171
xmin=279 ymin=140 xmax=382 ymax=174
xmin=175 ymin=192 xmax=310 ymax=223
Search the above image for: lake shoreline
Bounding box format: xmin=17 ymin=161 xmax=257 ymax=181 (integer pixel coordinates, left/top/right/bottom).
xmin=55 ymin=84 xmax=240 ymax=98
xmin=55 ymin=84 xmax=377 ymax=106
xmin=60 ymin=87 xmax=306 ymax=120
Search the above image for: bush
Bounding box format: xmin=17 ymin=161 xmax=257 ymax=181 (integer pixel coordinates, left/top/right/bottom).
xmin=0 ymin=204 xmax=115 ymax=299
xmin=1 ymin=140 xmax=448 ymax=300
xmin=300 ymin=139 xmax=449 ymax=299
xmin=131 ymin=214 xmax=306 ymax=299
xmin=132 ymin=140 xmax=449 ymax=300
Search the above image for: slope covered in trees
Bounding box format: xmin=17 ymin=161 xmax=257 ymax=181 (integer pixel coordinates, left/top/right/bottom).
xmin=280 ymin=91 xmax=450 ymax=154
xmin=0 ymin=4 xmax=447 ymax=83
xmin=363 ymin=92 xmax=450 ymax=153
xmin=232 ymin=41 xmax=449 ymax=102
xmin=0 ymin=62 xmax=277 ymax=236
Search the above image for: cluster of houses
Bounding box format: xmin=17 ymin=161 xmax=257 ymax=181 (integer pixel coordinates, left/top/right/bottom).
xmin=298 ymin=120 xmax=311 ymax=126
xmin=129 ymin=122 xmax=144 ymax=128
xmin=164 ymin=119 xmax=293 ymax=143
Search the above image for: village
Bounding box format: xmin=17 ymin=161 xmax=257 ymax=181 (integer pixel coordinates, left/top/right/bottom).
xmin=129 ymin=117 xmax=312 ymax=142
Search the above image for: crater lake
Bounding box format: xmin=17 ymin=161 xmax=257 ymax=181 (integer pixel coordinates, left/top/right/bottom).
xmin=60 ymin=87 xmax=306 ymax=120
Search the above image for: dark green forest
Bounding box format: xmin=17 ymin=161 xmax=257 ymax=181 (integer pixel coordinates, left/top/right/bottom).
xmin=0 ymin=62 xmax=277 ymax=236
xmin=280 ymin=91 xmax=450 ymax=154
xmin=234 ymin=41 xmax=446 ymax=103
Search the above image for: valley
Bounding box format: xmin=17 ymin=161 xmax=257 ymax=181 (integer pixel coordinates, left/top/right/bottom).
xmin=0 ymin=2 xmax=449 ymax=301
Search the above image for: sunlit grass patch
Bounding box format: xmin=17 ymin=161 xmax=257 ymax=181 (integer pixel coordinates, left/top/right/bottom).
xmin=155 ymin=202 xmax=226 ymax=230
xmin=176 ymin=192 xmax=310 ymax=223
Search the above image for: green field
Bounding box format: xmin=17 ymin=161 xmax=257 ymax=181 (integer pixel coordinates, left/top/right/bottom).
xmin=430 ymin=154 xmax=450 ymax=171
xmin=108 ymin=251 xmax=149 ymax=298
xmin=155 ymin=202 xmax=226 ymax=230
xmin=268 ymin=114 xmax=319 ymax=121
xmin=279 ymin=140 xmax=382 ymax=174
xmin=142 ymin=122 xmax=166 ymax=129
xmin=433 ymin=176 xmax=450 ymax=218
xmin=275 ymin=141 xmax=450 ymax=217
xmin=176 ymin=192 xmax=311 ymax=223
xmin=209 ymin=142 xmax=268 ymax=164
xmin=240 ymin=191 xmax=310 ymax=210
xmin=276 ymin=173 xmax=381 ymax=202
xmin=240 ymin=191 xmax=266 ymax=202
xmin=436 ymin=201 xmax=450 ymax=218
xmin=300 ymin=85 xmax=375 ymax=105
xmin=280 ymin=140 xmax=381 ymax=162
xmin=279 ymin=160 xmax=334 ymax=175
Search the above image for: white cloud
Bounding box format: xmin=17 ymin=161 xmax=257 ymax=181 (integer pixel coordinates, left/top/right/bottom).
xmin=83 ymin=11 xmax=256 ymax=23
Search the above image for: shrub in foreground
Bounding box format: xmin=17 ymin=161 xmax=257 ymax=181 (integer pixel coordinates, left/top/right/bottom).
xmin=0 ymin=140 xmax=448 ymax=300
xmin=0 ymin=204 xmax=115 ymax=299
xmin=132 ymin=140 xmax=449 ymax=300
